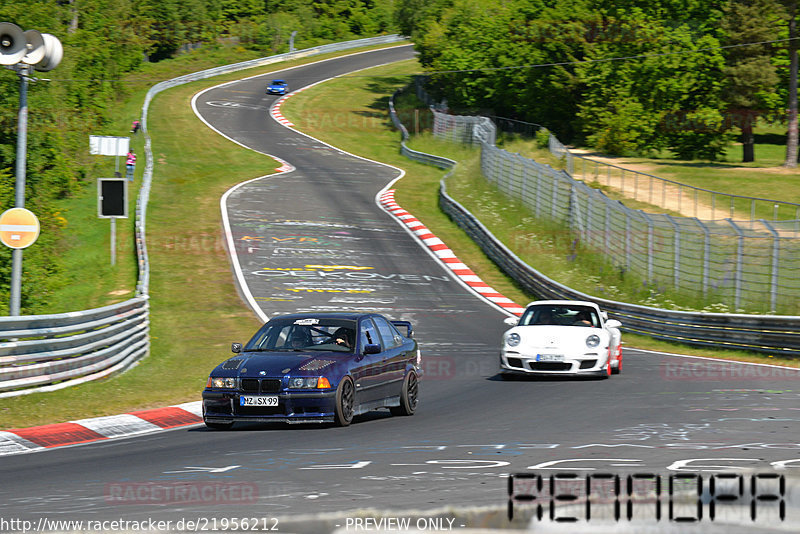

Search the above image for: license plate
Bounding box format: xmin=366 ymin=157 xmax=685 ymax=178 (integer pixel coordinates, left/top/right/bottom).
xmin=537 ymin=354 xmax=564 ymax=362
xmin=240 ymin=395 xmax=279 ymax=407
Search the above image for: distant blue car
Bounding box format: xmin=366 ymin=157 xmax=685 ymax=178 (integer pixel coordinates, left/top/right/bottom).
xmin=266 ymin=79 xmax=288 ymax=95
xmin=202 ymin=312 xmax=420 ymax=428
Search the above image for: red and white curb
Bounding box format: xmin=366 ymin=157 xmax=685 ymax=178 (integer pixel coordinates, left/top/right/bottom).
xmin=270 ymin=85 xmax=311 ymax=128
xmin=379 ymin=189 xmax=525 ymax=316
xmin=274 ymin=156 xmax=294 ymax=173
xmin=0 ymin=401 xmax=203 ymax=456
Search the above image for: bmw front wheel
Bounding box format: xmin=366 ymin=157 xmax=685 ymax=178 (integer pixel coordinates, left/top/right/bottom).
xmin=334 ymin=376 xmax=355 ymax=426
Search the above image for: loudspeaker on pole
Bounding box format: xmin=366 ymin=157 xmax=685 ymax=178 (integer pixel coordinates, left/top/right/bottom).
xmin=0 ymin=22 xmax=26 ymax=65
xmin=35 ymin=33 xmax=62 ymax=71
xmin=21 ymin=29 xmax=45 ymax=65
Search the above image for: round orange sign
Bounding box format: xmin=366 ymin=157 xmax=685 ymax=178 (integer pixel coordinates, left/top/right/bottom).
xmin=0 ymin=208 xmax=40 ymax=249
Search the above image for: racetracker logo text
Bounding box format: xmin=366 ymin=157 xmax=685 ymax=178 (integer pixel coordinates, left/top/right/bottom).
xmin=104 ymin=482 xmax=258 ymax=505
xmin=661 ymin=361 xmax=800 ymax=381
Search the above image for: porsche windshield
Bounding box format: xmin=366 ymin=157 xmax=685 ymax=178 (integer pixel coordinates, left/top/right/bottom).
xmin=519 ymin=305 xmax=599 ymax=327
xmin=244 ymin=318 xmax=357 ymax=353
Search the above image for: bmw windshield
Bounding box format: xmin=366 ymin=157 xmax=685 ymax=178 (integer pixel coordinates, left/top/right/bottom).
xmin=244 ymin=318 xmax=357 ymax=353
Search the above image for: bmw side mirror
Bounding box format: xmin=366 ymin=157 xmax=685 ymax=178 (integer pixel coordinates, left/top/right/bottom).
xmin=364 ymin=344 xmax=381 ymax=355
xmin=231 ymin=342 xmax=242 ymax=353
xmin=504 ymin=317 xmax=519 ymax=326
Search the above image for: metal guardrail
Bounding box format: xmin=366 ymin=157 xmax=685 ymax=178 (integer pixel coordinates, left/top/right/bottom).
xmin=0 ymin=35 xmax=408 ymax=398
xmin=0 ymin=297 xmax=149 ymax=398
xmin=389 ymin=89 xmax=800 ymax=357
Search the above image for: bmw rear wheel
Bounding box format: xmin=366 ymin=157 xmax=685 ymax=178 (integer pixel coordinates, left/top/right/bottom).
xmin=334 ymin=376 xmax=355 ymax=426
xmin=391 ymin=370 xmax=418 ymax=416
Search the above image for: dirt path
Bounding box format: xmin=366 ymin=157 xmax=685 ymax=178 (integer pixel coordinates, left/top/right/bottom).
xmin=568 ymin=149 xmax=723 ymax=220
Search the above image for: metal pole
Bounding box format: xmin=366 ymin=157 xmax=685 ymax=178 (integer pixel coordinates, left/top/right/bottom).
xmin=9 ymin=65 xmax=29 ymax=316
xmin=761 ymin=220 xmax=780 ymax=313
xmin=726 ymin=218 xmax=744 ymax=310
xmin=110 ymin=217 xmax=116 ymax=266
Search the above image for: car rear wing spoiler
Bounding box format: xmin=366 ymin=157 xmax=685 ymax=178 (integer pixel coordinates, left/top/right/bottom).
xmin=391 ymin=320 xmax=413 ymax=338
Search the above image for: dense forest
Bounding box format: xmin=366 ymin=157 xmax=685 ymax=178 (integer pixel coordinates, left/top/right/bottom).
xmin=0 ymin=0 xmax=795 ymax=314
xmin=398 ymin=0 xmax=794 ymax=161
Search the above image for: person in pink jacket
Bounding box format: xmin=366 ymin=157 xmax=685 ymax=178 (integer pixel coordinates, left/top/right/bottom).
xmin=126 ymin=150 xmax=136 ymax=180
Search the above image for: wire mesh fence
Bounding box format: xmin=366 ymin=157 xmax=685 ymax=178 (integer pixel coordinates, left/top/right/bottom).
xmin=427 ymin=105 xmax=800 ymax=314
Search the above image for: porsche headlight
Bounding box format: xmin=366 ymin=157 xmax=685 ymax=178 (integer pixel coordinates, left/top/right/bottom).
xmin=289 ymin=377 xmax=319 ymax=389
xmin=209 ymin=377 xmax=236 ymax=389
xmin=506 ymin=333 xmax=521 ymax=347
xmin=586 ymin=335 xmax=601 ymax=348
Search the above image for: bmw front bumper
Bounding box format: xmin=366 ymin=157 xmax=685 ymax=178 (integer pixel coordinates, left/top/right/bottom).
xmin=202 ymin=390 xmax=337 ymax=424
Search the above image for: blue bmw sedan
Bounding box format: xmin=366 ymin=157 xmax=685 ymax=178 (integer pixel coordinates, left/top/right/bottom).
xmin=266 ymin=79 xmax=288 ymax=95
xmin=202 ymin=312 xmax=420 ymax=428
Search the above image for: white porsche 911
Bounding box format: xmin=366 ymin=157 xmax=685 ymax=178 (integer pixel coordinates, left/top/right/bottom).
xmin=500 ymin=300 xmax=622 ymax=378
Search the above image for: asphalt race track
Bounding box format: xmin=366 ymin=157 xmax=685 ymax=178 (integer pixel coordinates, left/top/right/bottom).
xmin=2 ymin=45 xmax=800 ymax=531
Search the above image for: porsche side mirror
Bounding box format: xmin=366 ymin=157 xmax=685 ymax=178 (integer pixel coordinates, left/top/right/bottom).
xmin=231 ymin=342 xmax=242 ymax=353
xmin=364 ymin=344 xmax=381 ymax=355
xmin=605 ymin=319 xmax=622 ymax=329
xmin=504 ymin=316 xmax=519 ymax=327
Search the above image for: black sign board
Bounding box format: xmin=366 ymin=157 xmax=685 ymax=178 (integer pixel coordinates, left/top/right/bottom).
xmin=98 ymin=178 xmax=128 ymax=218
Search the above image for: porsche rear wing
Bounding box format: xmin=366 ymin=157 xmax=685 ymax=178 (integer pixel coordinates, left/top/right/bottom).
xmin=391 ymin=320 xmax=413 ymax=338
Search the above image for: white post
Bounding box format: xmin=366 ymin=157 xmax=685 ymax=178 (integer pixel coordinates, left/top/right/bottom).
xmin=110 ymin=217 xmax=116 ymax=266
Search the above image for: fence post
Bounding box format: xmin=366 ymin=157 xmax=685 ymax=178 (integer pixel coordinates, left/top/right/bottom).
xmin=712 ymin=192 xmax=716 ymax=220
xmin=665 ymin=214 xmax=681 ymax=290
xmin=535 ymin=162 xmax=542 ymax=218
xmin=569 ymin=184 xmax=580 ymax=236
xmin=604 ymin=201 xmax=611 ymax=255
xmin=586 ymin=187 xmax=594 ymax=246
xmin=552 ymin=171 xmax=559 ymax=220
xmin=726 ymin=218 xmax=744 ymax=310
xmin=625 ymin=210 xmax=631 ymax=272
xmin=693 ymin=218 xmax=710 ymax=297
xmin=761 ymin=220 xmax=780 ymax=313
xmin=639 ymin=210 xmax=654 ymax=282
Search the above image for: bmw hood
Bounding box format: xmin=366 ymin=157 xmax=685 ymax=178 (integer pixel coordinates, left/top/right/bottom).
xmin=222 ymin=352 xmax=341 ymax=377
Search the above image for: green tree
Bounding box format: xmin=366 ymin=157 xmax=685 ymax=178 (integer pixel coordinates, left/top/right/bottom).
xmin=721 ymin=0 xmax=784 ymax=162
xmin=780 ymin=0 xmax=798 ymax=167
xmin=576 ymin=4 xmax=728 ymax=158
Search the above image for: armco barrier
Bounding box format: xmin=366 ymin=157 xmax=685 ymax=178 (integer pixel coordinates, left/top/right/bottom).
xmin=0 ymin=35 xmax=408 ymax=398
xmin=390 ymin=88 xmax=800 ymax=357
xmin=0 ymin=297 xmax=149 ymax=398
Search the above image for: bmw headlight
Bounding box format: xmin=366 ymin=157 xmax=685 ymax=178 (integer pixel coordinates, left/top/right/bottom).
xmin=506 ymin=333 xmax=521 ymax=347
xmin=209 ymin=377 xmax=236 ymax=389
xmin=289 ymin=377 xmax=319 ymax=389
xmin=586 ymin=335 xmax=601 ymax=348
